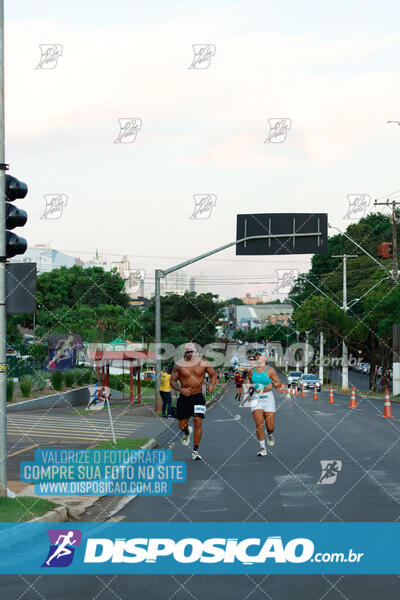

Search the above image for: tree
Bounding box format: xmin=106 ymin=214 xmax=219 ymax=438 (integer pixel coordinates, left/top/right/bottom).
xmin=141 ymin=292 xmax=224 ymax=347
xmin=37 ymin=266 xmax=129 ymax=312
xmin=288 ymin=212 xmax=398 ymax=386
xmin=224 ymin=297 xmax=244 ymax=305
xmin=36 ymin=305 xmax=142 ymax=343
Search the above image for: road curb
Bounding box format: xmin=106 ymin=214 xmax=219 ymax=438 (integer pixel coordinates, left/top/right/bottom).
xmin=28 ymin=438 xmax=158 ymax=523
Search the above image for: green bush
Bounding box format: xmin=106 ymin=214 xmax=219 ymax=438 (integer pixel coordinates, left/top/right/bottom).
xmin=33 ymin=370 xmax=48 ymax=391
xmin=74 ymin=368 xmax=95 ymax=386
xmin=6 ymin=379 xmax=15 ymax=403
xmin=28 ymin=343 xmax=47 ymax=362
xmin=63 ymin=370 xmax=75 ymax=387
xmin=50 ymin=370 xmax=63 ymax=391
xmin=19 ymin=375 xmax=34 ymax=397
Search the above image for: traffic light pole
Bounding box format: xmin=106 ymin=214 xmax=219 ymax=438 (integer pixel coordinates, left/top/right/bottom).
xmin=0 ymin=0 xmax=7 ymax=497
xmin=154 ymin=230 xmax=323 ymax=410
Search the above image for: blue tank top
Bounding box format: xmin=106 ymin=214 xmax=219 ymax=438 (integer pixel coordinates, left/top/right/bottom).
xmin=251 ymin=368 xmax=272 ymax=391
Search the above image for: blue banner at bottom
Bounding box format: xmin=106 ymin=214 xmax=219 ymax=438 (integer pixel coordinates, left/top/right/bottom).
xmin=0 ymin=522 xmax=398 ymax=574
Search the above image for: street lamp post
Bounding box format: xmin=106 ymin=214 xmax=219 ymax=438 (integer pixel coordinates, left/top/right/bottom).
xmin=154 ymin=231 xmax=322 ymax=410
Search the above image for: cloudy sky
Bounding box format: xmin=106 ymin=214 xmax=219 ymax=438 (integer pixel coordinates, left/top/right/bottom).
xmin=4 ymin=0 xmax=400 ymax=299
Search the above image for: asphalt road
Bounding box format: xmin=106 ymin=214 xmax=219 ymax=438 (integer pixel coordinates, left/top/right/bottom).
xmin=1 ymin=384 xmax=400 ymax=598
xmin=327 ymin=367 xmax=370 ymax=392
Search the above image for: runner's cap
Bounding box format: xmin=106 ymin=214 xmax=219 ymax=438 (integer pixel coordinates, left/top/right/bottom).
xmin=184 ymin=342 xmax=196 ymax=353
xmin=255 ymin=349 xmax=267 ymax=356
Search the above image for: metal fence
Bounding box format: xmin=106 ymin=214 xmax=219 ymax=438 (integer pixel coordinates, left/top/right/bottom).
xmin=6 ymin=356 xmax=48 ymax=379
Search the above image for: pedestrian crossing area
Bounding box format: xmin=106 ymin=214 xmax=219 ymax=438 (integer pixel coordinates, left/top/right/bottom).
xmin=7 ymin=414 xmax=146 ymax=443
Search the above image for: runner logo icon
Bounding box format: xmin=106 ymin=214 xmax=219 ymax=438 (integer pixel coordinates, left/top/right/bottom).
xmin=42 ymin=529 xmax=82 ymax=568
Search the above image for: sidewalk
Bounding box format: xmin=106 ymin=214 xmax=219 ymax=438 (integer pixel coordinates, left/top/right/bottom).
xmin=5 ymin=386 xmax=227 ymax=522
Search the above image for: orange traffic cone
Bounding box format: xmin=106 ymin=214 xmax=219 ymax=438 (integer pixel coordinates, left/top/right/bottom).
xmin=328 ymin=385 xmax=335 ymax=404
xmin=382 ymin=389 xmax=394 ymax=418
xmin=349 ymin=386 xmax=357 ymax=409
xmin=313 ymin=384 xmax=318 ymax=400
xmin=290 ymin=385 xmax=294 ymax=396
xmin=295 ymin=386 xmax=298 ymax=397
xmin=301 ymin=384 xmax=306 ymax=398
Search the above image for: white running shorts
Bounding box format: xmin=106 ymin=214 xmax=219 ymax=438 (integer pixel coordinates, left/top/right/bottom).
xmin=251 ymin=391 xmax=276 ymax=413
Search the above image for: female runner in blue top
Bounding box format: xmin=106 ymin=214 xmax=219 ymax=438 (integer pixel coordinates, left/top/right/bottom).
xmin=246 ymin=349 xmax=283 ymax=456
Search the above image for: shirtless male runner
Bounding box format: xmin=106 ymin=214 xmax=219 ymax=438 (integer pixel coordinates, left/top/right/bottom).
xmin=170 ymin=342 xmax=217 ymax=460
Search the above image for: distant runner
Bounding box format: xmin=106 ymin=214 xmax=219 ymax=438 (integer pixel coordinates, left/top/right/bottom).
xmin=245 ymin=350 xmax=283 ymax=457
xmin=234 ymin=370 xmax=244 ymax=401
xmin=170 ymin=342 xmax=217 ymax=461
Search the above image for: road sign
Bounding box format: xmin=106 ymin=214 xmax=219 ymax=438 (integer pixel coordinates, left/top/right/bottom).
xmin=6 ymin=262 xmax=36 ymax=314
xmin=236 ymin=213 xmax=328 ymax=255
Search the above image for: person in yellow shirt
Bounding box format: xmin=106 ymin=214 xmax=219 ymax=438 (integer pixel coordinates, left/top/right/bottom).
xmin=160 ymin=366 xmax=172 ymax=418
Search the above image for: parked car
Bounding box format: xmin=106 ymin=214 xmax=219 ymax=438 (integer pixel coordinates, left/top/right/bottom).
xmin=361 ymin=362 xmax=370 ymax=375
xmin=298 ymin=374 xmax=322 ymax=391
xmin=287 ymin=371 xmax=303 ymax=386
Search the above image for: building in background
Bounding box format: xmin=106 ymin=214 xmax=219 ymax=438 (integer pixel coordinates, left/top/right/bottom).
xmin=241 ymin=293 xmax=264 ymax=305
xmin=10 ymin=244 xmax=77 ymax=274
xmin=111 ymin=255 xmax=145 ymax=299
xmin=164 ymin=270 xmax=188 ymax=295
xmin=85 ymin=249 xmax=109 ymax=269
xmin=234 ymin=303 xmax=293 ymax=331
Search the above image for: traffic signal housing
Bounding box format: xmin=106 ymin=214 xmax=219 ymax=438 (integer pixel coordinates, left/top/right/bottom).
xmin=5 ymin=174 xmax=28 ymax=258
xmin=377 ymin=242 xmax=392 ymax=259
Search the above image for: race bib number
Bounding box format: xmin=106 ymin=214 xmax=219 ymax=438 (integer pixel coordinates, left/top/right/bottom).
xmin=194 ymin=404 xmax=206 ymax=415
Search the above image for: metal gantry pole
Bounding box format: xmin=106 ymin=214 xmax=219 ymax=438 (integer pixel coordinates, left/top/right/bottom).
xmin=333 ymin=254 xmax=358 ymax=392
xmin=0 ymin=0 xmax=7 ymax=497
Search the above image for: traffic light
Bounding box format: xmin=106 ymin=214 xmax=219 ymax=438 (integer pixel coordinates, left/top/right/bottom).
xmin=5 ymin=174 xmax=28 ymax=258
xmin=377 ymin=242 xmax=392 ymax=259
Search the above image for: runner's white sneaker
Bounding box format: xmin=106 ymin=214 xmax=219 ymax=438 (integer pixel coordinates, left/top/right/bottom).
xmin=192 ymin=450 xmax=202 ymax=460
xmin=257 ymin=448 xmax=267 ymax=457
xmin=267 ymin=434 xmax=275 ymax=447
xmin=182 ymin=425 xmax=193 ymax=446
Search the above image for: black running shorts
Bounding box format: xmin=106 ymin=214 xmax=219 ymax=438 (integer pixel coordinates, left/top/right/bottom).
xmin=177 ymin=393 xmax=206 ymax=420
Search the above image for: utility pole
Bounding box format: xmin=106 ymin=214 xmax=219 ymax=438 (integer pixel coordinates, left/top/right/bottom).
xmin=304 ymin=330 xmax=311 ymax=374
xmin=374 ymin=198 xmax=400 ymax=395
xmin=319 ymin=331 xmax=324 ymax=383
xmin=295 ymin=330 xmax=300 ymax=370
xmin=332 ymin=254 xmax=358 ymax=392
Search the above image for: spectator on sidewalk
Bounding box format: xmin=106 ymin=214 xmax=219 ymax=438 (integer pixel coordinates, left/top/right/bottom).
xmin=160 ymin=366 xmax=173 ymax=418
